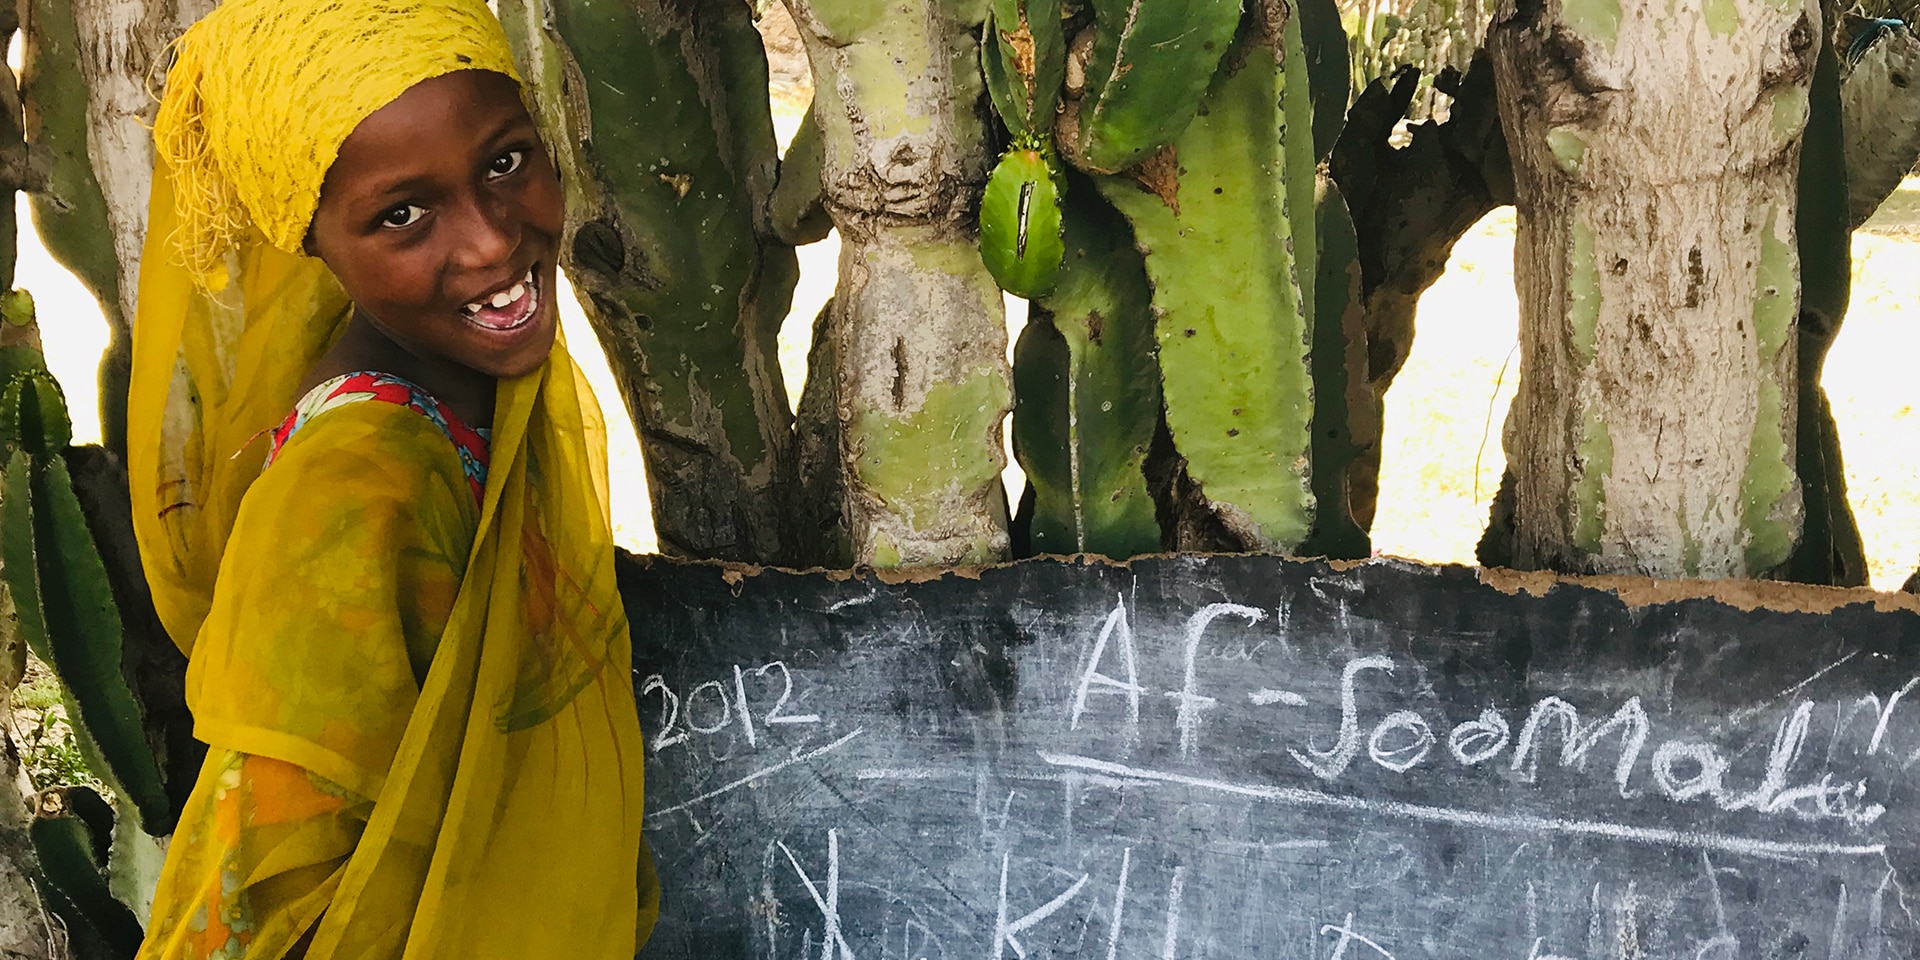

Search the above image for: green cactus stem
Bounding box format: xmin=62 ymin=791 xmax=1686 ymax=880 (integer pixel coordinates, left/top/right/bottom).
xmin=1297 ymin=0 xmax=1352 ymax=160
xmin=980 ymin=143 xmax=1066 ymax=298
xmin=1062 ymin=0 xmax=1241 ymax=174
xmin=785 ymin=0 xmax=1013 ymax=567
xmin=21 ymin=0 xmax=128 ymax=455
xmin=1 ymin=348 xmax=173 ymax=833
xmin=1101 ymin=11 xmax=1318 ymax=552
xmin=1297 ymin=180 xmax=1371 ymax=561
xmin=771 ymin=110 xmax=832 ymax=247
xmin=983 ymin=0 xmax=1066 ymax=139
xmin=791 ymin=301 xmax=850 ymax=568
xmin=1011 ymin=181 xmax=1160 ymax=559
xmin=498 ymin=0 xmax=803 ymax=564
xmin=1489 ymin=0 xmax=1811 ymax=577
xmin=30 ymin=787 xmax=142 ymax=959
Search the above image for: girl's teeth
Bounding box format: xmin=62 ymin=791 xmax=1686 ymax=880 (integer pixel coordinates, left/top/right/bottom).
xmin=508 ymin=282 xmax=526 ymax=301
xmin=490 ymin=289 xmax=513 ymax=308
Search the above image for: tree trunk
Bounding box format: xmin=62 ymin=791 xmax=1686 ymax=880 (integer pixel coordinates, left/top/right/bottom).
xmin=1488 ymin=0 xmax=1818 ymax=578
xmin=782 ymin=0 xmax=1012 ymax=568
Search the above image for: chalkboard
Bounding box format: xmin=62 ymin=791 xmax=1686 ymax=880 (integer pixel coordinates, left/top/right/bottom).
xmin=620 ymin=554 xmax=1920 ymax=960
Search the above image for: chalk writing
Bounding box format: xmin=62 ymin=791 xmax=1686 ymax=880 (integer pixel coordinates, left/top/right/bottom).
xmin=627 ymin=555 xmax=1920 ymax=959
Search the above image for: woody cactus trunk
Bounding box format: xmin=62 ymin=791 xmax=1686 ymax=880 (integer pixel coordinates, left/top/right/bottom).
xmin=1486 ymin=0 xmax=1821 ymax=578
xmin=781 ymin=0 xmax=1014 ymax=568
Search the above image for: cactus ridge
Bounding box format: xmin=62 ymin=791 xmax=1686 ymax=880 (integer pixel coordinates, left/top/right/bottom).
xmin=1071 ymin=0 xmax=1242 ymax=173
xmin=1098 ymin=22 xmax=1318 ymax=552
xmin=984 ymin=0 xmax=1067 ymax=139
xmin=1299 ymin=180 xmax=1371 ymax=560
xmin=2 ymin=448 xmax=174 ymax=833
xmin=1 ymin=366 xmax=73 ymax=461
xmin=1012 ymin=182 xmax=1162 ymax=558
xmin=980 ymin=143 xmax=1068 ymax=298
xmin=30 ymin=787 xmax=144 ymax=958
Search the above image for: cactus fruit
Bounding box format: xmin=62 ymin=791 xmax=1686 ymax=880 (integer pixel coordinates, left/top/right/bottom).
xmin=1062 ymin=0 xmax=1242 ymax=174
xmin=0 ymin=339 xmax=173 ymax=834
xmin=1099 ymin=15 xmax=1319 ymax=552
xmin=980 ymin=142 xmax=1067 ymax=298
xmin=983 ymin=0 xmax=1066 ymax=140
xmin=1011 ymin=182 xmax=1160 ymax=559
xmin=497 ymin=0 xmax=803 ymax=564
xmin=1839 ymin=18 xmax=1920 ymax=229
xmin=30 ymin=786 xmax=142 ymax=958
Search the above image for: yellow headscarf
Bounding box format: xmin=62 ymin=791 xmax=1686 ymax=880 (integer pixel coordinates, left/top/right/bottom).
xmin=128 ymin=1 xmax=655 ymax=956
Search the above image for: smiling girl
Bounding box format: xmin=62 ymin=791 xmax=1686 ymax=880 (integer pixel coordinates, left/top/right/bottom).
xmin=126 ymin=2 xmax=654 ymax=957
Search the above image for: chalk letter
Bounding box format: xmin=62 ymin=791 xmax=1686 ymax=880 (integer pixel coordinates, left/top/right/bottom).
xmin=1290 ymin=656 xmax=1395 ymax=780
xmin=1652 ymin=741 xmax=1727 ymax=801
xmin=779 ymin=829 xmax=855 ymax=960
xmin=990 ymin=854 xmax=1091 ymax=960
xmin=1448 ymin=709 xmax=1510 ymax=766
xmin=1509 ymin=696 xmax=1649 ymax=796
xmin=1071 ymin=596 xmax=1146 ymax=731
xmin=1165 ymin=604 xmax=1265 ymax=757
xmin=1318 ymin=913 xmax=1395 ymax=959
xmin=1718 ymin=700 xmax=1811 ymax=811
xmin=1368 ymin=711 xmax=1435 ymax=772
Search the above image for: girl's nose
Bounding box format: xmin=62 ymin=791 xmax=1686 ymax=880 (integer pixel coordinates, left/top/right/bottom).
xmin=452 ymin=193 xmax=517 ymax=270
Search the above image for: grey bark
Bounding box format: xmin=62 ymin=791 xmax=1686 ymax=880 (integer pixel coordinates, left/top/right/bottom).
xmin=1489 ymin=0 xmax=1818 ymax=578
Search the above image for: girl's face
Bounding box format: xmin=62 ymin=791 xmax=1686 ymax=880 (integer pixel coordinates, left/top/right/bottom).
xmin=307 ymin=70 xmax=562 ymax=381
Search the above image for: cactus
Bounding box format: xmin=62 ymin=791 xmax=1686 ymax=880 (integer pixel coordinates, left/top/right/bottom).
xmin=1297 ymin=179 xmax=1371 ymax=560
xmin=770 ymin=110 xmax=832 ymax=247
xmin=1060 ymin=0 xmax=1241 ymax=174
xmin=1298 ymin=0 xmax=1353 ymax=159
xmin=0 ymin=331 xmax=173 ymax=834
xmin=980 ymin=142 xmax=1066 ymax=298
xmin=497 ymin=0 xmax=804 ymax=564
xmin=30 ymin=786 xmax=142 ymax=958
xmin=21 ymin=0 xmax=132 ymax=455
xmin=784 ymin=0 xmax=1013 ymax=568
xmin=1488 ymin=0 xmax=1814 ymax=578
xmin=983 ymin=0 xmax=1066 ymax=140
xmin=1839 ymin=18 xmax=1920 ymax=229
xmin=1098 ymin=10 xmax=1320 ymax=552
xmin=1011 ymin=181 xmax=1161 ymax=559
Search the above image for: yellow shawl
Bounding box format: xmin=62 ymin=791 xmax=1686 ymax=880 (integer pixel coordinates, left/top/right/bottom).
xmin=126 ymin=1 xmax=655 ymax=955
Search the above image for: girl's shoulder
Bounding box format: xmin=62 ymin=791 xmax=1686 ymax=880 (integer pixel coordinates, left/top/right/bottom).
xmin=265 ymin=371 xmax=490 ymax=504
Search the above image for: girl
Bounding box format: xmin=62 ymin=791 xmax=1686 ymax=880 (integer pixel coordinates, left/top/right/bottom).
xmin=126 ymin=1 xmax=656 ymax=956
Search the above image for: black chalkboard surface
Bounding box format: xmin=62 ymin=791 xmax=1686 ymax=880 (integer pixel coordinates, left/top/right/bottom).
xmin=620 ymin=555 xmax=1920 ymax=959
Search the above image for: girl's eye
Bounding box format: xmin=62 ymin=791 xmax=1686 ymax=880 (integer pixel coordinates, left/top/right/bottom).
xmin=380 ymin=204 xmax=425 ymax=229
xmin=488 ymin=149 xmax=526 ymax=179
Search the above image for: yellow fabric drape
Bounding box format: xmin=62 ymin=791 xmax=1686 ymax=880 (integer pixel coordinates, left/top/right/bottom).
xmin=126 ymin=3 xmax=657 ymax=955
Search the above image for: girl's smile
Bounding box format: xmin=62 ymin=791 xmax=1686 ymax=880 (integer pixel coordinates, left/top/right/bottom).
xmin=304 ymin=69 xmax=563 ymax=425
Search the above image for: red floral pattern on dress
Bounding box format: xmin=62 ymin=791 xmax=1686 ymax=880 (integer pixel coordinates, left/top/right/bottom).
xmin=266 ymin=372 xmax=490 ymax=504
